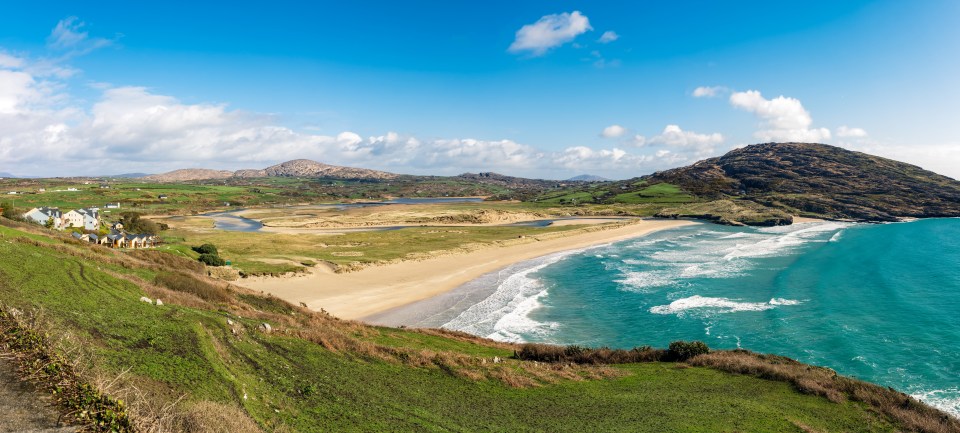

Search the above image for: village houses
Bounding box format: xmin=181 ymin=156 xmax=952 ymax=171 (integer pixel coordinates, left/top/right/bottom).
xmin=63 ymin=207 xmax=101 ymax=231
xmin=22 ymin=208 xmax=156 ymax=248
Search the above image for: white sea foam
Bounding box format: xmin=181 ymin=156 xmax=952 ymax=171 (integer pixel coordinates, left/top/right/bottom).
xmin=769 ymin=298 xmax=802 ymax=306
xmin=441 ymin=253 xmax=569 ymax=342
xmin=910 ymin=388 xmax=960 ymax=418
xmin=649 ymin=295 xmax=803 ymax=315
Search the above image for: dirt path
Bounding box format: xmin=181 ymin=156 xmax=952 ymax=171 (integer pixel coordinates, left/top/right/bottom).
xmin=0 ymin=358 xmax=75 ymax=433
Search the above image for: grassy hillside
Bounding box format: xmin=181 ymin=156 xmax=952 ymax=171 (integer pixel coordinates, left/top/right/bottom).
xmin=1 ymin=221 xmax=956 ymax=432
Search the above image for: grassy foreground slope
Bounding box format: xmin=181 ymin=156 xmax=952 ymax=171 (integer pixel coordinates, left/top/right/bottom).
xmin=0 ymin=223 xmax=954 ymax=432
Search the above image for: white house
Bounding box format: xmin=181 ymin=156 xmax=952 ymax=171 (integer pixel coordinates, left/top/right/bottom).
xmin=104 ymin=202 xmax=121 ymax=209
xmin=23 ymin=207 xmax=63 ymax=229
xmin=63 ymin=208 xmax=101 ymax=231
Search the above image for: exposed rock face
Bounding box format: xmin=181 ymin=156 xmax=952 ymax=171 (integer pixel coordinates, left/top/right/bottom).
xmin=233 ymin=169 xmax=268 ymax=178
xmin=262 ymin=159 xmax=396 ymax=179
xmin=647 ymin=142 xmax=960 ymax=221
xmin=143 ymin=169 xmax=234 ymax=182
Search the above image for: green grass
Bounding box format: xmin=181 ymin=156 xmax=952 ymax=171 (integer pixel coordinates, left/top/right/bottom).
xmin=163 ymin=224 xmax=584 ymax=275
xmin=612 ymin=183 xmax=696 ymax=204
xmin=0 ymin=224 xmax=915 ymax=431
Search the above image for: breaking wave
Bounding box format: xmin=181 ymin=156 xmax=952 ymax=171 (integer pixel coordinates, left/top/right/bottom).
xmin=649 ymin=295 xmax=803 ymax=315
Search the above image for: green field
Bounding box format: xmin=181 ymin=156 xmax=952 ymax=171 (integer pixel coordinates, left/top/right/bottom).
xmin=1 ymin=221 xmax=951 ymax=432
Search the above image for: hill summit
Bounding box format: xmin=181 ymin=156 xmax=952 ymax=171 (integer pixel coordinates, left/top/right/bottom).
xmin=143 ymin=159 xmax=396 ymax=182
xmin=648 ymin=142 xmax=960 ymax=221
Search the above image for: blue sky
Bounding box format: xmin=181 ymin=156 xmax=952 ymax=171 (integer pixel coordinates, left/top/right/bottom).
xmin=1 ymin=1 xmax=958 ymax=179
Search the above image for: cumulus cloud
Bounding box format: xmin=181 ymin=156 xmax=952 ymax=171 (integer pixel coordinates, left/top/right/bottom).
xmin=0 ymin=62 xmax=669 ymax=178
xmin=729 ymin=90 xmax=831 ymax=142
xmin=836 ymin=125 xmax=868 ymax=138
xmin=692 ymin=86 xmax=727 ymax=98
xmin=597 ymin=31 xmax=619 ymax=43
xmin=600 ymin=124 xmax=627 ymax=138
xmin=632 ymin=124 xmax=723 ymax=158
xmin=508 ymin=11 xmax=592 ymax=56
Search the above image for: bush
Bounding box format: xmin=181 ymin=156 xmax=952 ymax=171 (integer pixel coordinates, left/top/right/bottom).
xmin=198 ymin=253 xmax=226 ymax=267
xmin=154 ymin=272 xmax=230 ymax=303
xmin=515 ymin=343 xmax=665 ymax=364
xmin=192 ymin=243 xmax=219 ymax=255
xmin=667 ymin=340 xmax=710 ymax=361
xmin=118 ymin=212 xmax=162 ymax=235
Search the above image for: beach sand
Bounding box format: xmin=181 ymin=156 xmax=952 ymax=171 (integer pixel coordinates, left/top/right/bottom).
xmin=239 ymin=218 xmax=696 ymax=320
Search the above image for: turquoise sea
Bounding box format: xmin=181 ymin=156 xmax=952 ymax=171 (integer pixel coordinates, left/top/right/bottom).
xmin=440 ymin=219 xmax=960 ymax=416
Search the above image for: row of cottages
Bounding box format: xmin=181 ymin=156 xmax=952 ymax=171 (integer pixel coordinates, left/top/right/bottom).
xmin=104 ymin=223 xmax=157 ymax=249
xmin=70 ymin=226 xmax=157 ymax=249
xmin=24 ymin=206 xmax=104 ymax=230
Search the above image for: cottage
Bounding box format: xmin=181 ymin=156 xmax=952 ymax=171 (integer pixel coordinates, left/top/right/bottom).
xmin=100 ymin=184 xmax=111 ymax=189
xmin=88 ymin=233 xmax=100 ymax=244
xmin=63 ymin=208 xmax=101 ymax=231
xmin=158 ymin=194 xmax=168 ymax=200
xmin=23 ymin=207 xmax=63 ymax=229
xmin=71 ymin=232 xmax=90 ymax=242
xmin=104 ymin=202 xmax=121 ymax=209
xmin=106 ymin=233 xmax=126 ymax=248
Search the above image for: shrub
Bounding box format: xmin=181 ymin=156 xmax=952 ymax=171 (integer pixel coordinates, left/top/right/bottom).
xmin=198 ymin=253 xmax=226 ymax=267
xmin=667 ymin=340 xmax=710 ymax=361
xmin=154 ymin=272 xmax=230 ymax=303
xmin=191 ymin=243 xmax=219 ymax=255
xmin=515 ymin=343 xmax=665 ymax=364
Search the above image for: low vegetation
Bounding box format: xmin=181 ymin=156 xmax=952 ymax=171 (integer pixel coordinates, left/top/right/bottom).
xmin=0 ymin=221 xmax=955 ymax=432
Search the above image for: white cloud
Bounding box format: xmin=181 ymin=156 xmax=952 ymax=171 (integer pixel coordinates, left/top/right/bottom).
xmin=0 ymin=52 xmax=24 ymax=69
xmin=633 ymin=124 xmax=723 ymax=159
xmin=836 ymin=125 xmax=868 ymax=138
xmin=692 ymin=86 xmax=727 ymax=98
xmin=508 ymin=11 xmax=592 ymax=56
xmin=729 ymin=90 xmax=831 ymax=142
xmin=600 ymin=124 xmax=627 ymax=138
xmin=46 ymin=16 xmax=113 ymax=56
xmin=0 ymin=70 xmax=41 ymax=114
xmin=598 ymin=31 xmax=619 ymax=44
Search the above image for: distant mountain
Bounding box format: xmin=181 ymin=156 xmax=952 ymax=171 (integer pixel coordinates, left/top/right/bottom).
xmin=0 ymin=172 xmax=15 ymax=178
xmin=257 ymin=159 xmax=395 ymax=180
xmin=143 ymin=169 xmax=235 ymax=182
xmin=103 ymin=173 xmax=151 ymax=178
xmin=457 ymin=172 xmax=562 ymax=189
xmin=567 ymin=174 xmax=609 ymax=182
xmin=143 ymin=159 xmax=396 ymax=182
xmin=646 ymin=142 xmax=960 ymax=221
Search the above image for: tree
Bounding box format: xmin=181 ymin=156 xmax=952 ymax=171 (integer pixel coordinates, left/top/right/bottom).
xmin=198 ymin=253 xmax=226 ymax=266
xmin=0 ymin=201 xmax=19 ymax=220
xmin=45 ymin=217 xmax=55 ymax=229
xmin=192 ymin=243 xmax=218 ymax=255
xmin=118 ymin=212 xmax=162 ymax=235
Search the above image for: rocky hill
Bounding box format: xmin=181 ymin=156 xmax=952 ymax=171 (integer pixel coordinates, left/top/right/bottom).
xmin=142 ymin=169 xmax=234 ymax=182
xmin=457 ymin=172 xmax=564 ymax=189
xmin=259 ymin=159 xmax=396 ymax=179
xmin=143 ymin=159 xmax=397 ymax=182
xmin=647 ymin=142 xmax=960 ymax=221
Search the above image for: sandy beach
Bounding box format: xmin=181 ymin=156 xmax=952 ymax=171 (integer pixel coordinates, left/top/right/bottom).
xmin=239 ymin=218 xmax=696 ymax=320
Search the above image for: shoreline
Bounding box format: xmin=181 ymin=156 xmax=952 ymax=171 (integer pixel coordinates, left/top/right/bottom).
xmin=238 ymin=218 xmax=697 ymax=320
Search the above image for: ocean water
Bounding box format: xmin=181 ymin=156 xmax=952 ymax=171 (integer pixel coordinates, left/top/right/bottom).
xmin=440 ymin=219 xmax=960 ymax=416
